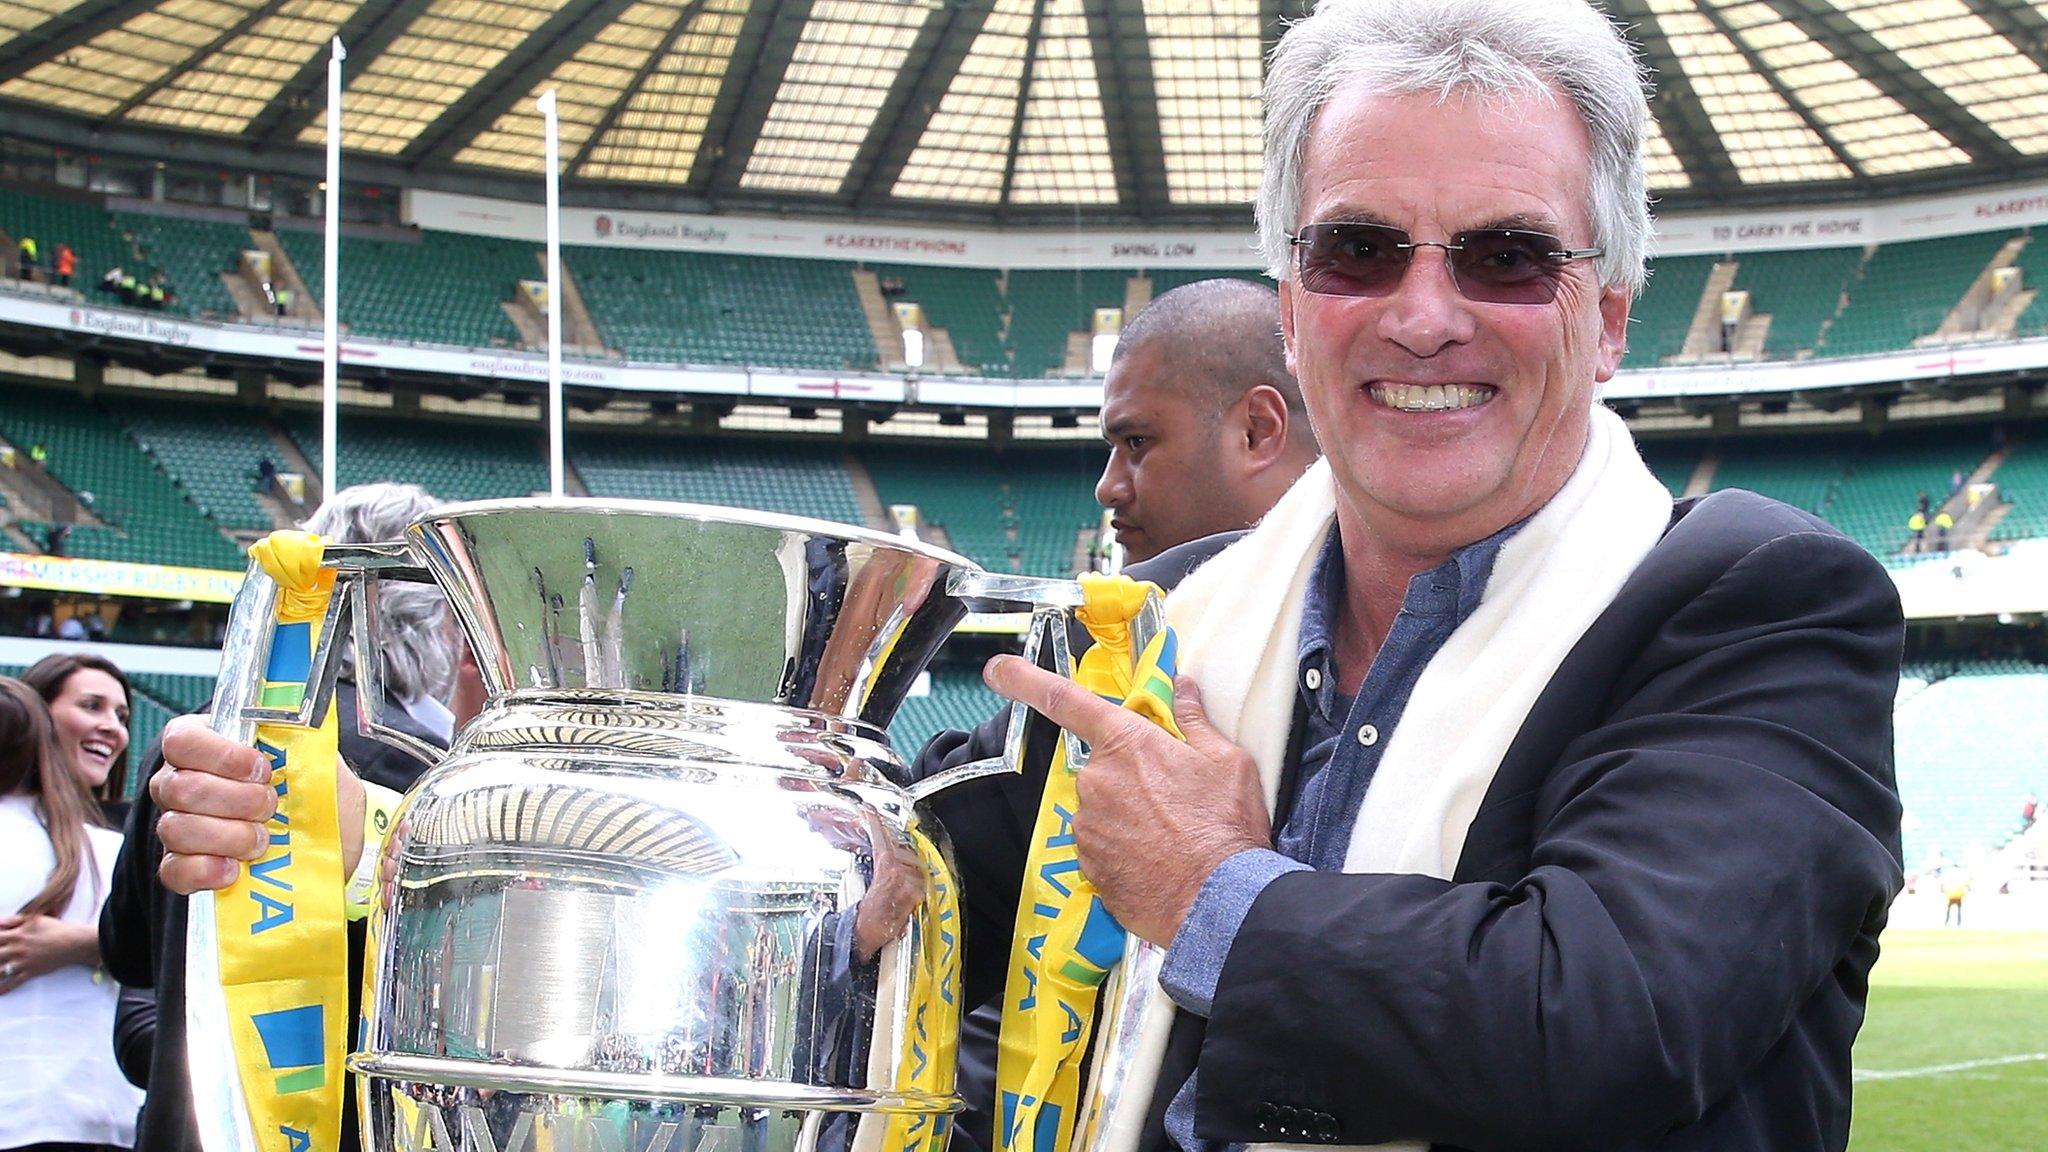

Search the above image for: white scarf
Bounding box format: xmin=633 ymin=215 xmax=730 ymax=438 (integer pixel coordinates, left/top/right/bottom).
xmin=1087 ymin=405 xmax=1674 ymax=1152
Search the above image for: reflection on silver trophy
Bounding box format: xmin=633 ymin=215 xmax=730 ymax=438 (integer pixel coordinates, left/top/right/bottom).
xmin=191 ymin=500 xmax=1096 ymax=1152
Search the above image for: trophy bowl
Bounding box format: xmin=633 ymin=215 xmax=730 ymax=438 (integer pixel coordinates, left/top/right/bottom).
xmin=345 ymin=501 xmax=983 ymax=1152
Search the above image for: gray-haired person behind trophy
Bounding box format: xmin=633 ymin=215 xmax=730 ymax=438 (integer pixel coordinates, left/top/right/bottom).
xmin=99 ymin=483 xmax=468 ymax=1152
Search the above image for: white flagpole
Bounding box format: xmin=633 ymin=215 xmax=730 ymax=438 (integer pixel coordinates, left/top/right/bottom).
xmin=539 ymin=89 xmax=564 ymax=498
xmin=321 ymin=36 xmax=344 ymax=503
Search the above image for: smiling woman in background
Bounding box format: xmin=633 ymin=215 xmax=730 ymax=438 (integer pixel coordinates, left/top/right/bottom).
xmin=21 ymin=654 xmax=135 ymax=825
xmin=0 ymin=675 xmax=142 ymax=1152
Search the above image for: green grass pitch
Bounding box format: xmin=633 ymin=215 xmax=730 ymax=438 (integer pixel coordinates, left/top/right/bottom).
xmin=1850 ymin=930 xmax=2048 ymax=1150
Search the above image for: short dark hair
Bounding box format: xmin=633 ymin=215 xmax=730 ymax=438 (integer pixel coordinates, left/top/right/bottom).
xmin=1112 ymin=278 xmax=1302 ymax=418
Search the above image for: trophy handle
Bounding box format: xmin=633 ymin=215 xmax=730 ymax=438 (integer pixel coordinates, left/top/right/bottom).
xmin=908 ymin=572 xmax=1167 ymax=803
xmin=185 ymin=540 xmax=437 ymax=1152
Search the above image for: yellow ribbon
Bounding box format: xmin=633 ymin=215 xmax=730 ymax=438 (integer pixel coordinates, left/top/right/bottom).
xmin=215 ymin=530 xmax=349 ymax=1152
xmin=996 ymin=575 xmax=1180 ymax=1152
xmin=883 ymin=827 xmax=963 ymax=1152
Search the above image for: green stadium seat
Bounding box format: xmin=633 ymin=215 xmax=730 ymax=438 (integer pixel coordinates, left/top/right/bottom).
xmin=278 ymin=228 xmax=530 ymax=349
xmin=889 ymin=666 xmax=1005 ymax=757
xmin=865 ymin=444 xmax=1101 ymax=576
xmin=1823 ymin=233 xmax=2013 ymax=358
xmin=287 ymin=413 xmax=549 ymax=503
xmin=0 ymin=186 xmax=131 ymax=304
xmin=0 ymin=386 xmax=245 ymax=569
xmin=1728 ymin=247 xmax=1864 ymax=360
xmin=1989 ymin=428 xmax=2048 ymax=544
xmin=1893 ymin=661 xmax=2048 ymax=868
xmin=111 ymin=212 xmax=247 ymax=320
xmin=1620 ymin=254 xmax=1717 ymax=369
xmin=572 ymin=248 xmax=876 ymax=370
xmin=573 ymin=434 xmax=863 ymax=523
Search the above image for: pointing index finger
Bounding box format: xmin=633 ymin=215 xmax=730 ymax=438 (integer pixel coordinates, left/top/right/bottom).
xmin=982 ymin=653 xmax=1128 ymax=746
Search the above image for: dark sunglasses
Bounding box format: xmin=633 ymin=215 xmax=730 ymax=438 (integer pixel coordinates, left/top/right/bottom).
xmin=1288 ymin=221 xmax=1603 ymax=305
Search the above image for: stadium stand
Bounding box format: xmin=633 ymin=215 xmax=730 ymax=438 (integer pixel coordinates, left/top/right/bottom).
xmin=888 ymin=666 xmax=1005 ymax=760
xmin=572 ymin=248 xmax=876 ymax=369
xmin=1620 ymin=254 xmax=1716 ymax=369
xmin=121 ymin=399 xmax=281 ymax=533
xmin=0 ymin=386 xmax=244 ymax=569
xmin=573 ymin=434 xmax=864 ymax=523
xmin=1822 ymin=232 xmax=2012 ymax=358
xmin=278 ymin=227 xmax=531 ymax=349
xmin=1727 ymin=246 xmax=1864 ymax=359
xmin=287 ymin=413 xmax=549 ymax=503
xmin=1990 ymin=430 xmax=2048 ymax=543
xmin=1636 ymin=438 xmax=1702 ymax=498
xmin=868 ymin=263 xmax=1011 ymax=376
xmin=1893 ymin=659 xmax=2048 ymax=869
xmin=1006 ymin=269 xmax=1130 ymax=377
xmin=1709 ymin=427 xmax=1996 ymax=556
xmin=865 ymin=444 xmax=1103 ymax=576
xmin=112 ymin=211 xmax=244 ymax=319
xmin=0 ymin=185 xmax=129 ymax=299
xmin=1142 ymin=267 xmax=1269 ymax=297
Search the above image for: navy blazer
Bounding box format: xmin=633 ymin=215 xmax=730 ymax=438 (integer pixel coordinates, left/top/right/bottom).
xmin=917 ymin=490 xmax=1905 ymax=1152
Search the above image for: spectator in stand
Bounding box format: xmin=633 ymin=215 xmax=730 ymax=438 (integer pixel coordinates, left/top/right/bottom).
xmin=0 ymin=676 xmax=144 ymax=1152
xmin=15 ymin=236 xmax=37 ymax=282
xmin=53 ymin=243 xmax=75 ymax=289
xmin=21 ymin=651 xmax=135 ymax=825
xmin=1906 ymin=508 xmax=1927 ymax=547
xmin=1932 ymin=509 xmax=1954 ymax=552
xmin=100 ymin=265 xmax=124 ymax=299
xmin=2023 ymin=793 xmax=2038 ymax=832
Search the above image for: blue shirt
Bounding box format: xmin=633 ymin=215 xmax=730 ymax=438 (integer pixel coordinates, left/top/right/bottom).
xmin=1158 ymin=520 xmax=1515 ymax=1152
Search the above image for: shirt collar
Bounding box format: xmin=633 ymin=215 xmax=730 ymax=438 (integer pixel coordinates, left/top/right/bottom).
xmin=1296 ymin=515 xmax=1525 ymax=710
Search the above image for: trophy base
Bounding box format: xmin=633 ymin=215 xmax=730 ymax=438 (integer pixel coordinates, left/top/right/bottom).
xmin=358 ymin=1067 xmax=958 ymax=1152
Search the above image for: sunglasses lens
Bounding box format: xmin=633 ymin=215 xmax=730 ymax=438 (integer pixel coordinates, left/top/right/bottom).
xmin=1450 ymin=230 xmax=1565 ymax=304
xmin=1296 ymin=223 xmax=1408 ymax=298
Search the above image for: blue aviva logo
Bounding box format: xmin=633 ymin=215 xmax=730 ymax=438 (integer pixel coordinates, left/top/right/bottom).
xmin=260 ymin=621 xmax=312 ymax=709
xmin=251 ymin=1005 xmax=325 ymax=1095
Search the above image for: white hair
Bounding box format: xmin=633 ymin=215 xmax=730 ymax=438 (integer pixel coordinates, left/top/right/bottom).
xmin=1257 ymin=0 xmax=1653 ymax=295
xmin=302 ymin=482 xmax=455 ymax=703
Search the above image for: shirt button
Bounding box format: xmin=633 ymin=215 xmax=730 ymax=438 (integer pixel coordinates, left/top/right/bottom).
xmin=1304 ymin=667 xmax=1322 ymax=691
xmin=1357 ymin=723 xmax=1379 ymax=747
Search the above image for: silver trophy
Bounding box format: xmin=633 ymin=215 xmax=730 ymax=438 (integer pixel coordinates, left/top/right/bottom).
xmin=188 ymin=499 xmax=1164 ymax=1152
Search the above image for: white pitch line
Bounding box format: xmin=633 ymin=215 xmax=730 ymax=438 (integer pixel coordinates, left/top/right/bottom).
xmin=1855 ymin=1052 xmax=2048 ymax=1082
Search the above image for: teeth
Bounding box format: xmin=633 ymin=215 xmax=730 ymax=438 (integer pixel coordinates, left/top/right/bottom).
xmin=1369 ymin=383 xmax=1495 ymax=412
xmin=83 ymin=742 xmax=112 ymax=758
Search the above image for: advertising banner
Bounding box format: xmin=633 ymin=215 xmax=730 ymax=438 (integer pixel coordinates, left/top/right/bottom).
xmin=0 ymin=551 xmax=243 ymax=603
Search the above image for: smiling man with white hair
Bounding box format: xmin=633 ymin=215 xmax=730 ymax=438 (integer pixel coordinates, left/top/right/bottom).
xmin=960 ymin=2 xmax=1905 ymax=1150
xmin=148 ymin=2 xmax=1903 ymax=1150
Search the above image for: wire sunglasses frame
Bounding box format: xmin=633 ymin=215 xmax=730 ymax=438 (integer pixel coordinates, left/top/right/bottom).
xmin=1288 ymin=221 xmax=1604 ymax=305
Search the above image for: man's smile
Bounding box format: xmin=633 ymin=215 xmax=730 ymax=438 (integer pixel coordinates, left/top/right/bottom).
xmin=1365 ymin=382 xmax=1498 ymax=412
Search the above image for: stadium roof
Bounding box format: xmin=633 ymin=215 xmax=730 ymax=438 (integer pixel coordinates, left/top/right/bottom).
xmin=8 ymin=0 xmax=2048 ymax=223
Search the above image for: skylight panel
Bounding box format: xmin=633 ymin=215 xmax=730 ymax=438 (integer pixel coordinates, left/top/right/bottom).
xmin=740 ymin=0 xmax=939 ymax=195
xmin=891 ymin=0 xmax=1031 ymax=203
xmin=0 ymin=0 xmax=263 ymax=120
xmin=1705 ymin=0 xmax=1965 ymax=176
xmin=575 ymin=0 xmax=748 ymax=183
xmin=1644 ymin=118 xmax=1690 ymax=190
xmin=129 ymin=0 xmax=355 ymax=135
xmin=1142 ymin=0 xmax=1261 ymax=204
xmin=1829 ymin=0 xmax=2048 ymax=154
xmin=0 ymin=0 xmax=93 ymax=53
xmin=299 ymin=0 xmax=567 ymax=154
xmin=457 ymin=0 xmax=690 ymax=175
xmin=1009 ymin=1 xmax=1116 ymax=204
xmin=1648 ymin=0 xmax=1852 ymax=183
